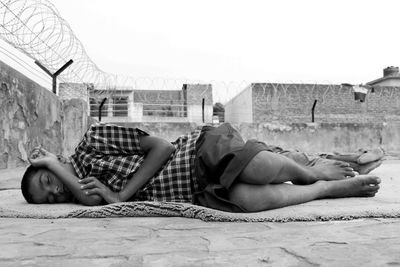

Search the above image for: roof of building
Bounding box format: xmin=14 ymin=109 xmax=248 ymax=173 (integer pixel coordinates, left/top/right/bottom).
xmin=367 ymin=75 xmax=400 ymax=86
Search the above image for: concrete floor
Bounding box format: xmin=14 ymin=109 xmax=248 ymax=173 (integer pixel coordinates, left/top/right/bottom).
xmin=0 ymin=217 xmax=399 ymax=266
xmin=1 ymin=162 xmax=400 ymax=266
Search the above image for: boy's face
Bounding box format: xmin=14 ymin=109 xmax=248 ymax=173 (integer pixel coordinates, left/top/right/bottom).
xmin=29 ymin=169 xmax=73 ymax=204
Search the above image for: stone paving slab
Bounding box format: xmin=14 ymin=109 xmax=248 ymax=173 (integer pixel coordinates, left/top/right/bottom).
xmin=0 ymin=217 xmax=399 ymax=266
xmin=0 ymin=161 xmax=400 ymax=266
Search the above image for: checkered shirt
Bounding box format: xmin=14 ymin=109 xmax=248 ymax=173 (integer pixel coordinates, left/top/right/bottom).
xmin=69 ymin=123 xmax=202 ymax=203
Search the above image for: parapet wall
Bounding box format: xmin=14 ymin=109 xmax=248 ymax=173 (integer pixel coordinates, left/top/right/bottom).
xmin=252 ymin=83 xmax=400 ymax=123
xmin=233 ymin=122 xmax=398 ymax=154
xmin=2 ymin=60 xmax=399 ymax=170
xmin=0 ymin=60 xmax=90 ymax=169
xmin=116 ymin=122 xmax=400 ymax=155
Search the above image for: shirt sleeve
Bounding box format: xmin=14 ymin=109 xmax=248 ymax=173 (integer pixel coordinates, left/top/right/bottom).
xmin=86 ymin=123 xmax=149 ymax=155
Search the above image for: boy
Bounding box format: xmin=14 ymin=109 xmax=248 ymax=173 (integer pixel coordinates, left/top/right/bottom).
xmin=21 ymin=123 xmax=382 ymax=212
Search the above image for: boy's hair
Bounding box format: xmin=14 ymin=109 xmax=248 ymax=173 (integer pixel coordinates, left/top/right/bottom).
xmin=21 ymin=165 xmax=39 ymax=203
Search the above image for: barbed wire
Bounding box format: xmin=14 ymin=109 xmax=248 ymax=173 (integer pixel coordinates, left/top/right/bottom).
xmin=3 ymin=0 xmax=379 ymax=109
xmin=0 ymin=0 xmax=109 ymax=86
xmin=0 ymin=43 xmax=50 ymax=85
xmin=0 ymin=0 xmax=317 ymax=105
xmin=0 ymin=0 xmax=243 ymax=103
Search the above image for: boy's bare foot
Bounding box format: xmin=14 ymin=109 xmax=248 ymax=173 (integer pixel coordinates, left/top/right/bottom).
xmin=319 ymin=175 xmax=381 ymax=198
xmin=325 ymin=148 xmax=385 ymax=165
xmin=310 ymin=160 xmax=355 ymax=181
xmin=357 ymin=148 xmax=385 ymax=164
xmin=293 ymin=160 xmax=355 ymax=185
xmin=349 ymin=160 xmax=383 ymax=175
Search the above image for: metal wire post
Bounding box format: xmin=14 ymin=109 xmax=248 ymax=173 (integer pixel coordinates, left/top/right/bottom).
xmin=35 ymin=59 xmax=73 ymax=94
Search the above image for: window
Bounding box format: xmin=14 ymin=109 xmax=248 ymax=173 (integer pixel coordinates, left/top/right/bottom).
xmin=143 ymin=102 xmax=187 ymax=117
xmin=89 ymin=98 xmax=108 ymax=117
xmin=112 ymin=97 xmax=128 ymax=117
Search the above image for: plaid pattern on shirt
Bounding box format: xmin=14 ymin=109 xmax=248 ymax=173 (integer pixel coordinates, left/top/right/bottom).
xmin=70 ymin=124 xmax=201 ymax=203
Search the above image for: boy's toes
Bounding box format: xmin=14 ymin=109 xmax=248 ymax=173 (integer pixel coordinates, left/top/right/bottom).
xmin=368 ymin=184 xmax=380 ymax=191
xmin=365 ymin=191 xmax=377 ymax=197
xmin=335 ymin=161 xmax=350 ymax=167
xmin=345 ymin=168 xmax=355 ymax=177
xmin=361 ymin=175 xmax=381 ymax=185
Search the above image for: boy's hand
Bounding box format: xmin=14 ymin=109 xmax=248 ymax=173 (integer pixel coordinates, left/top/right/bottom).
xmin=28 ymin=146 xmax=58 ymax=168
xmin=79 ymin=177 xmax=122 ymax=204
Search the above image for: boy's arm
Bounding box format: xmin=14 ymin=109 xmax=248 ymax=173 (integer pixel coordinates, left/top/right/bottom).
xmin=29 ymin=147 xmax=102 ymax=206
xmin=119 ymin=135 xmax=176 ymax=201
xmin=46 ymin=160 xmax=103 ymax=206
xmin=80 ymin=135 xmax=175 ymax=203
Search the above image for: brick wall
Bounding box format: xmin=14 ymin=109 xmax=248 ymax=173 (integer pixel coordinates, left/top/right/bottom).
xmin=134 ymin=90 xmax=185 ymax=105
xmin=184 ymin=84 xmax=213 ymax=105
xmin=252 ymin=83 xmax=400 ymax=123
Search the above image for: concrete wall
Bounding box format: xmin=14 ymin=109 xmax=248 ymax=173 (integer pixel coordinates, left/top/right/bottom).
xmin=114 ymin=121 xmax=400 ymax=155
xmin=114 ymin=122 xmax=200 ymax=142
xmin=0 ymin=60 xmax=90 ymax=169
xmin=224 ymin=84 xmax=253 ymax=123
xmin=62 ymin=99 xmax=91 ymax=157
xmin=59 ymin=83 xmax=89 ymax=103
xmin=184 ymin=84 xmax=213 ymax=124
xmin=234 ymin=122 xmax=391 ymax=154
xmin=187 ymin=105 xmax=213 ymax=123
xmin=251 ymin=83 xmax=400 ymax=123
xmin=3 ymin=59 xmax=398 ymax=171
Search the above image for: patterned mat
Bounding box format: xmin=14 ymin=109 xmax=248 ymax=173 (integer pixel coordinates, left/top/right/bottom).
xmin=1 ymin=163 xmax=399 ymax=222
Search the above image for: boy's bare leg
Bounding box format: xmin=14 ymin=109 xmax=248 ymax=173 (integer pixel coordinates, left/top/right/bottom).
xmin=323 ymin=153 xmax=360 ymax=163
xmin=312 ymin=154 xmax=383 ymax=175
xmin=324 ymin=148 xmax=385 ymax=164
xmin=229 ymin=175 xmax=381 ymax=212
xmin=238 ymin=151 xmax=355 ymax=186
xmin=280 ymin=150 xmax=382 ymax=175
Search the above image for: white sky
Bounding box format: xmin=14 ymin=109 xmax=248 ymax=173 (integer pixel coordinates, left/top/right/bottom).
xmin=2 ymin=0 xmax=400 ymax=103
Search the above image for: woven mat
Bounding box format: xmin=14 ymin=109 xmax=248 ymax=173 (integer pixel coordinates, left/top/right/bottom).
xmin=1 ymin=162 xmax=399 ymax=222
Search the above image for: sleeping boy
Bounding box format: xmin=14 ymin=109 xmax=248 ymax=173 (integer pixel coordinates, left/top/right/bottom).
xmin=21 ymin=123 xmax=383 ymax=212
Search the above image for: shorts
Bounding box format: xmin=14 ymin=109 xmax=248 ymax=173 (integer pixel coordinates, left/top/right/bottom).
xmin=193 ymin=123 xmax=277 ymax=212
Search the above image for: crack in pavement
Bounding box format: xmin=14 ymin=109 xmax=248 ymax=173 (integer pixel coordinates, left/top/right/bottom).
xmin=311 ymin=241 xmax=348 ymax=246
xmin=280 ymin=247 xmax=320 ymax=266
xmin=200 ymin=236 xmax=211 ymax=253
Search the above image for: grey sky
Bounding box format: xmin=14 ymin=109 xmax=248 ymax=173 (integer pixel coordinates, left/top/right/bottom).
xmin=2 ymin=0 xmax=400 ymax=103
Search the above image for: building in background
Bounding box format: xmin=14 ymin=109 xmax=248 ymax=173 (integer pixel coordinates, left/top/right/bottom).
xmin=225 ymin=67 xmax=400 ymax=124
xmin=212 ymin=102 xmax=225 ymax=124
xmin=367 ymin=66 xmax=400 ymax=87
xmin=59 ymin=83 xmax=213 ymax=124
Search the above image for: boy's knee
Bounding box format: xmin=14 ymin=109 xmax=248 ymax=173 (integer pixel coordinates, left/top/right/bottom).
xmin=229 ymin=184 xmax=259 ymax=212
xmin=239 ymin=151 xmax=279 ymax=184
